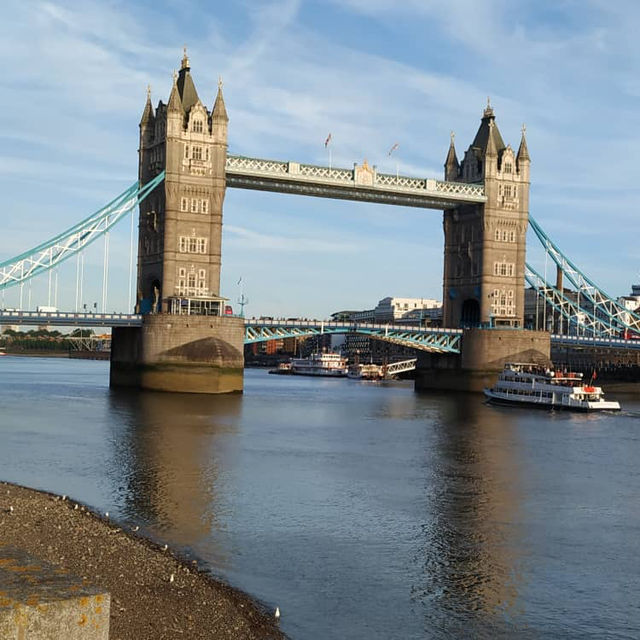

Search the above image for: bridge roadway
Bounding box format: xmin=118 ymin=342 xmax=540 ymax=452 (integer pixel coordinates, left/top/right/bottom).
xmin=2 ymin=310 xmax=640 ymax=352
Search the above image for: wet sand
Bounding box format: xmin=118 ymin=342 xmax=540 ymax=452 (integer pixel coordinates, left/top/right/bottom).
xmin=0 ymin=482 xmax=285 ymax=639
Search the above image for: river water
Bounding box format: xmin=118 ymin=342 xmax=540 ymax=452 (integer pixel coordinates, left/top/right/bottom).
xmin=1 ymin=356 xmax=639 ymax=638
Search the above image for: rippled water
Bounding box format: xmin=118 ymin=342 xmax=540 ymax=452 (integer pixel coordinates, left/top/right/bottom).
xmin=1 ymin=356 xmax=640 ymax=638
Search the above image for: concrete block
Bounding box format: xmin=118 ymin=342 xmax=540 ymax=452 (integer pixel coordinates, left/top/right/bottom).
xmin=0 ymin=546 xmax=109 ymax=639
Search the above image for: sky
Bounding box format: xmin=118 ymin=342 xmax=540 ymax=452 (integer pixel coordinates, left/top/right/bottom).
xmin=1 ymin=0 xmax=639 ymax=318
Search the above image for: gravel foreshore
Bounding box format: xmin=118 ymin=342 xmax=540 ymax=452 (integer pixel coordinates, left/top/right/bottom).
xmin=0 ymin=482 xmax=286 ymax=639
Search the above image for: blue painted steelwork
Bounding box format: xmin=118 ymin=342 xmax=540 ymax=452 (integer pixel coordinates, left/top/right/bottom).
xmin=525 ymin=262 xmax=606 ymax=336
xmin=529 ymin=215 xmax=640 ymax=335
xmin=0 ymin=172 xmax=165 ymax=291
xmin=245 ymin=319 xmax=462 ymax=353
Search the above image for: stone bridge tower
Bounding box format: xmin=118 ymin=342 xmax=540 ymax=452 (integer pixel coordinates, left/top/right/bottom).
xmin=110 ymin=51 xmax=244 ymax=395
xmin=137 ymin=49 xmax=228 ymax=314
xmin=442 ymin=103 xmax=530 ymax=328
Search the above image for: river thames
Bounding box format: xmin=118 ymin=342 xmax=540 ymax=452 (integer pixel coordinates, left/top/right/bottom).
xmin=1 ymin=356 xmax=639 ymax=638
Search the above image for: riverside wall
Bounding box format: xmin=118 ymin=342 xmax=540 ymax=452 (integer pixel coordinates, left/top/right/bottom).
xmin=110 ymin=315 xmax=244 ymax=394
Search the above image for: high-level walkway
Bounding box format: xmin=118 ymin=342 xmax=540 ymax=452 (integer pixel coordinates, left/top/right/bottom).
xmin=225 ymin=155 xmax=486 ymax=209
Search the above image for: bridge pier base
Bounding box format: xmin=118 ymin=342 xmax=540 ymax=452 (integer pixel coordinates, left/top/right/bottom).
xmin=110 ymin=315 xmax=244 ymax=394
xmin=415 ymin=328 xmax=550 ymax=393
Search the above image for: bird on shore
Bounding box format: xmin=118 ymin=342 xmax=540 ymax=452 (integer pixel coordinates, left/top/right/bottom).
xmin=132 ymin=525 xmax=139 ymax=532
xmin=169 ymin=573 xmax=175 ymax=583
xmin=275 ymin=607 xmax=280 ymax=622
xmin=162 ymin=544 xmax=168 ymax=551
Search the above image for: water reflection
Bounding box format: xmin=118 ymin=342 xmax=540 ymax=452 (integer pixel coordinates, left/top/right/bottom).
xmin=107 ymin=389 xmax=242 ymax=563
xmin=415 ymin=394 xmax=526 ymax=637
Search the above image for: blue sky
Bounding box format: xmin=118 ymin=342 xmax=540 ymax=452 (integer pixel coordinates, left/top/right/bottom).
xmin=1 ymin=0 xmax=638 ymax=317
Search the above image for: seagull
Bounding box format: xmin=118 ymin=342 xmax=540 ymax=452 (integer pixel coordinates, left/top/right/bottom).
xmin=8 ymin=506 xmax=13 ymax=514
xmin=275 ymin=607 xmax=280 ymax=621
xmin=169 ymin=573 xmax=175 ymax=583
xmin=132 ymin=525 xmax=139 ymax=532
xmin=105 ymin=512 xmax=109 ymax=518
xmin=162 ymin=544 xmax=168 ymax=551
xmin=62 ymin=495 xmax=67 ymax=501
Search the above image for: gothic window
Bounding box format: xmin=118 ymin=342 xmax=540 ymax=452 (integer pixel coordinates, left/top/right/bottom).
xmin=192 ymin=146 xmax=202 ymax=161
xmin=494 ymin=261 xmax=515 ymax=277
xmin=189 ymin=238 xmax=198 ymax=253
xmin=179 ymin=237 xmax=187 ymax=252
xmin=504 ymin=161 xmax=512 ymax=174
xmin=201 ymin=199 xmax=209 ymax=214
xmin=197 ymin=238 xmax=207 ymax=253
xmin=181 ymin=198 xmax=188 ymax=212
xmin=178 ymin=267 xmax=186 ymax=278
xmin=191 ymin=199 xmax=199 ymax=213
xmin=509 ymin=230 xmax=516 ymax=242
xmin=495 ymin=229 xmax=501 ymax=241
xmin=187 ymin=273 xmax=196 ymax=289
xmin=502 ymin=230 xmax=509 ymax=242
xmin=205 ymin=147 xmax=210 ymax=161
xmin=184 ymin=145 xmax=189 ymax=159
xmin=192 ymin=119 xmax=203 ymax=133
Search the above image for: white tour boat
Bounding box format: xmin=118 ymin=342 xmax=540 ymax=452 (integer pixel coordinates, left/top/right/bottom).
xmin=484 ymin=362 xmax=620 ymax=411
xmin=291 ymin=352 xmax=348 ymax=377
xmin=347 ymin=363 xmax=385 ymax=380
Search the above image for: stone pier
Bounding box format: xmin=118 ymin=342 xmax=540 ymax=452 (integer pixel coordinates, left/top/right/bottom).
xmin=110 ymin=315 xmax=244 ymax=394
xmin=415 ymin=328 xmax=551 ymax=393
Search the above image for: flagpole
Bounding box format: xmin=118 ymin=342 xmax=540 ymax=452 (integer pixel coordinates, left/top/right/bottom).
xmin=329 ymin=147 xmax=332 ymax=170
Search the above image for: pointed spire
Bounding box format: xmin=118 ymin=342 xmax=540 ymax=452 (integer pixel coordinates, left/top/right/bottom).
xmin=167 ymin=70 xmax=183 ymax=113
xmin=444 ymin=130 xmax=459 ymax=178
xmin=486 ymin=120 xmax=498 ymax=157
xmin=139 ymin=84 xmax=155 ymax=125
xmin=470 ymin=100 xmax=505 ymax=155
xmin=484 ymin=96 xmax=494 ymax=118
xmin=177 ymin=48 xmax=199 ymax=113
xmin=517 ymin=123 xmax=530 ymax=163
xmin=212 ymin=76 xmax=228 ymax=121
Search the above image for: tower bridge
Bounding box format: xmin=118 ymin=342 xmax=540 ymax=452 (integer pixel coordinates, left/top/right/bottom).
xmin=1 ymin=50 xmax=639 ymax=393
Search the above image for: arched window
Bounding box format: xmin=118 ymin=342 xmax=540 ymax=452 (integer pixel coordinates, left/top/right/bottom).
xmin=192 ymin=120 xmax=203 ymax=133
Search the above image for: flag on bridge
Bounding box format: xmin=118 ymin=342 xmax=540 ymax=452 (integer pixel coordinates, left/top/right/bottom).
xmin=388 ymin=142 xmax=399 ymax=156
xmin=324 ymin=133 xmax=332 ymax=147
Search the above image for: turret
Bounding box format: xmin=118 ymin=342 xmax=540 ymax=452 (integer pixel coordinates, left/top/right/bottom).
xmin=166 ymin=71 xmax=183 ymax=137
xmin=516 ymin=124 xmax=530 ymax=180
xmin=211 ymin=77 xmax=228 ymax=144
xmin=139 ymin=85 xmax=155 ymax=149
xmin=444 ymin=131 xmax=459 ymax=181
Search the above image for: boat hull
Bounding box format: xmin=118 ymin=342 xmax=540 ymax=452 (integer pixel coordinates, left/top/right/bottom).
xmin=484 ymin=388 xmax=620 ymax=412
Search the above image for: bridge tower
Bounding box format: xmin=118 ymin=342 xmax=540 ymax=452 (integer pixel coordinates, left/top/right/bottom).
xmin=415 ymin=104 xmax=549 ymax=393
xmin=442 ymin=103 xmax=530 ymax=329
xmin=137 ymin=48 xmax=227 ymax=314
xmin=110 ymin=51 xmax=244 ymax=395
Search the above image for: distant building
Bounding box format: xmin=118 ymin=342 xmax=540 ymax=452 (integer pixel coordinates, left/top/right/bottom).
xmin=336 ymin=296 xmax=443 ymax=363
xmin=373 ymin=297 xmax=441 ymax=324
